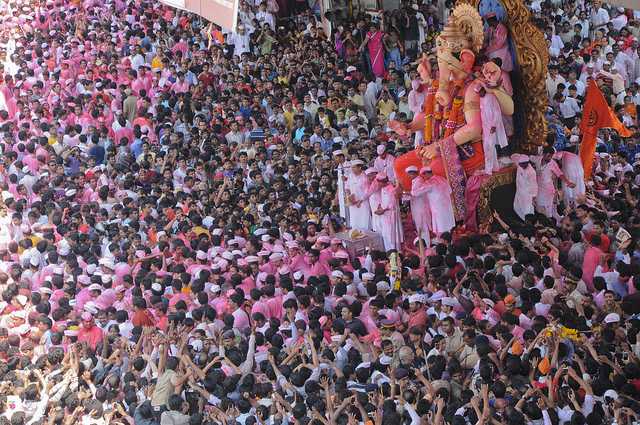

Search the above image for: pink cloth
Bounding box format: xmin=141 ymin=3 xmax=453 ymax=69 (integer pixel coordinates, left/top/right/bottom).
xmin=77 ymin=324 xmax=103 ymax=350
xmin=582 ymin=246 xmax=604 ymax=291
xmin=379 ymin=184 xmax=403 ymax=251
xmin=486 ymin=23 xmax=513 ymax=72
xmin=479 ymin=93 xmax=507 ymax=175
xmin=464 ymin=173 xmax=490 ymax=232
xmin=367 ymin=31 xmax=385 ymax=78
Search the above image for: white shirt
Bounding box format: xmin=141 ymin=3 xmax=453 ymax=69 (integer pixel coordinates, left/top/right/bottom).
xmin=565 ymin=79 xmax=585 ymax=97
xmin=592 ymin=7 xmax=610 ymax=29
xmin=559 ymin=97 xmax=580 ymax=118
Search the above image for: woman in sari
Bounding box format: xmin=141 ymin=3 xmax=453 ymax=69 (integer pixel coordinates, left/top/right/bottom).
xmin=361 ymin=23 xmax=386 ymax=78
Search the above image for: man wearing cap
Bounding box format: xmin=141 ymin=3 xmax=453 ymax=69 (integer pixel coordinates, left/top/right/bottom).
xmin=533 ymin=146 xmax=575 ymax=220
xmin=373 ymin=173 xmax=403 ymax=251
xmin=553 ymin=150 xmax=585 ymax=208
xmin=77 ymin=312 xmax=103 ymax=351
xmin=511 ymin=153 xmax=538 ymax=221
xmin=405 ymin=165 xmax=431 ymax=247
xmin=364 ymin=168 xmax=383 ymax=233
xmin=373 ymin=145 xmax=396 ymax=184
xmin=412 ymin=167 xmax=455 ymax=236
xmin=346 ymin=159 xmax=371 ymax=230
xmin=334 ymin=150 xmax=350 ymax=224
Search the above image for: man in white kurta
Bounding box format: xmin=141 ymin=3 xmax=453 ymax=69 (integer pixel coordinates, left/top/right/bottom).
xmin=373 ymin=173 xmax=403 ymax=252
xmin=373 ymin=145 xmax=396 ymax=184
xmin=413 ymin=167 xmax=455 ymax=236
xmin=553 ymin=150 xmax=585 ymax=209
xmin=406 ymin=166 xmax=431 ymax=247
xmin=334 ymin=150 xmax=350 ymax=224
xmin=365 ymin=169 xmax=383 ymax=233
xmin=511 ymin=154 xmax=538 ymax=221
xmin=346 ymin=160 xmax=372 ymax=230
xmin=532 ymin=148 xmax=575 ymax=220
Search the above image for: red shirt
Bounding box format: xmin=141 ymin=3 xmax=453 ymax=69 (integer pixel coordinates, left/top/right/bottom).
xmin=132 ymin=309 xmax=155 ymax=327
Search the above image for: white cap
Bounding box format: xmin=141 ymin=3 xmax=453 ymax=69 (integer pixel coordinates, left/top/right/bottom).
xmin=269 ymin=253 xmax=283 ymax=261
xmin=376 ymin=281 xmax=390 ymax=291
xmin=604 ymin=313 xmax=620 ymax=323
xmin=346 ymin=65 xmax=357 ymax=73
xmin=99 ymin=258 xmax=115 ymax=269
xmin=429 ymin=291 xmax=445 ymax=303
xmin=331 ymin=270 xmax=344 ymax=279
xmin=202 ymin=216 xmax=214 ymax=228
xmin=88 ymin=283 xmax=102 ymax=292
xmin=604 ymin=389 xmax=619 ymax=401
xmin=482 ymin=298 xmax=495 ymax=308
xmin=442 ymin=297 xmax=459 ymax=307
xmin=196 ymin=250 xmax=207 ymax=260
xmin=362 ymin=272 xmax=375 ymax=281
xmin=293 ymin=271 xmax=304 ymax=281
xmin=405 ymin=165 xmax=418 ymax=173
xmin=151 ymin=283 xmax=162 ymax=292
xmin=408 ymin=294 xmax=424 ymax=304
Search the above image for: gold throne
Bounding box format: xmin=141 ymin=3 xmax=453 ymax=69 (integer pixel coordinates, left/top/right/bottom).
xmin=459 ymin=0 xmax=549 ymax=154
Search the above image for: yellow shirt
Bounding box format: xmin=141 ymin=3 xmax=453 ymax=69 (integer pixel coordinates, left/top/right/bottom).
xmin=377 ymin=99 xmax=397 ymax=119
xmin=283 ymin=110 xmax=295 ymax=130
xmin=192 ymin=226 xmax=210 ymax=237
xmin=151 ymin=56 xmax=164 ymax=71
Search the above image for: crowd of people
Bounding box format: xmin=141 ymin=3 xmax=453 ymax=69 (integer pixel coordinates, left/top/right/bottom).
xmin=0 ymin=0 xmax=640 ymax=423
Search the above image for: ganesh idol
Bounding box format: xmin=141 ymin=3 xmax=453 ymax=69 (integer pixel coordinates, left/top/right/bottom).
xmin=392 ymin=4 xmax=515 ymax=187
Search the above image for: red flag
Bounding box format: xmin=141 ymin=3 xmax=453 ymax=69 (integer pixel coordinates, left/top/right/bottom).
xmin=579 ymin=80 xmax=633 ymax=178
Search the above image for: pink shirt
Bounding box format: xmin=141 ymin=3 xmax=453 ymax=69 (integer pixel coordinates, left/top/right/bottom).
xmin=77 ymin=324 xmax=103 ymax=350
xmin=232 ymin=307 xmax=250 ymax=331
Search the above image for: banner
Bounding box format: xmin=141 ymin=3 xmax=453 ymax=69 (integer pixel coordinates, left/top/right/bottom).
xmin=578 ymin=80 xmax=632 ymax=178
xmin=162 ymin=0 xmax=239 ymax=31
xmin=161 ymin=0 xmax=186 ymax=10
xmin=604 ymin=0 xmax=640 ymax=10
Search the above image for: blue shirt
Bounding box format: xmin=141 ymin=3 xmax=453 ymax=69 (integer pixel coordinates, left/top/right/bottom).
xmin=611 ymin=279 xmax=629 ymax=298
xmin=130 ymin=138 xmax=144 ymax=158
xmin=89 ymin=144 xmax=105 ymax=164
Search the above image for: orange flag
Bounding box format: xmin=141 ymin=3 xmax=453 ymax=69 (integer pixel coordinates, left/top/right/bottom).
xmin=579 ymin=80 xmax=633 ymax=178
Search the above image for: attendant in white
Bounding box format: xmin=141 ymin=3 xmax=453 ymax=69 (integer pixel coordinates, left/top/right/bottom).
xmin=554 ymin=150 xmax=586 ymax=208
xmin=408 ymin=80 xmax=425 ymax=147
xmin=346 ymin=160 xmax=372 ymax=230
xmin=532 ymin=147 xmax=575 ymax=220
xmin=373 ymin=173 xmax=403 ymax=251
xmin=511 ymin=154 xmax=538 ymax=221
xmin=365 ymin=169 xmax=383 ymax=233
xmin=406 ymin=166 xmax=431 ymax=247
xmin=412 ymin=167 xmax=455 ymax=236
xmin=334 ymin=150 xmax=350 ymax=223
xmin=373 ymin=145 xmax=396 ymax=184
